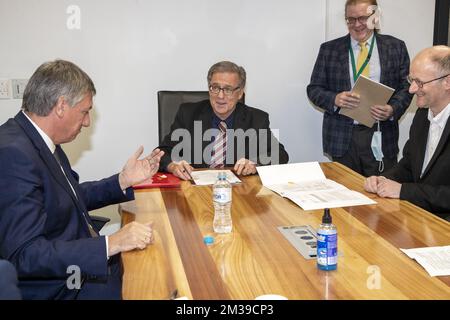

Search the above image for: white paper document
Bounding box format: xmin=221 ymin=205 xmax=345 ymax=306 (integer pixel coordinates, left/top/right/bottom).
xmin=400 ymin=245 xmax=450 ymax=277
xmin=190 ymin=170 xmax=241 ymax=186
xmin=257 ymin=162 xmax=376 ymax=210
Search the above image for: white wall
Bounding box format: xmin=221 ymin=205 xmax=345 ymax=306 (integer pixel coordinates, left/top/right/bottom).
xmin=0 ymin=0 xmax=328 ymax=172
xmin=0 ymin=0 xmax=435 ymax=220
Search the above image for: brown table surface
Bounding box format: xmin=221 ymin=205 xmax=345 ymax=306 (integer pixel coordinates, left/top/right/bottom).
xmin=119 ymin=162 xmax=450 ymax=299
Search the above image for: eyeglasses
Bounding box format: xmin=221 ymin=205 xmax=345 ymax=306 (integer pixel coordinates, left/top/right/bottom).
xmin=345 ymin=12 xmax=375 ymax=25
xmin=209 ymin=85 xmax=240 ymax=97
xmin=407 ymin=74 xmax=449 ymax=89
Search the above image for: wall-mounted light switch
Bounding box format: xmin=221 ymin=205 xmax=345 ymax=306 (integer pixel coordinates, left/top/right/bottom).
xmin=12 ymin=79 xmax=28 ymax=99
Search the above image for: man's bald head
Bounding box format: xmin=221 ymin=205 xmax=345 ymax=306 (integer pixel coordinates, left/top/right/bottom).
xmin=413 ymin=46 xmax=450 ymax=75
xmin=409 ymin=46 xmax=450 ymax=113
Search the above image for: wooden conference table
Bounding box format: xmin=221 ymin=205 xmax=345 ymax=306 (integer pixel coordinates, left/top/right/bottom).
xmin=119 ymin=162 xmax=450 ymax=300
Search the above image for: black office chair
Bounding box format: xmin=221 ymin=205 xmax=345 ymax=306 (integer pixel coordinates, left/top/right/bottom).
xmin=90 ymin=215 xmax=110 ymax=231
xmin=157 ymin=91 xmax=210 ymax=144
xmin=157 ymin=90 xmax=245 ymax=144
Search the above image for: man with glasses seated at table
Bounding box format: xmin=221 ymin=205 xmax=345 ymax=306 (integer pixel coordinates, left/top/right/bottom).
xmin=364 ymin=46 xmax=450 ymax=221
xmin=307 ymin=0 xmax=412 ymax=177
xmin=158 ymin=60 xmax=289 ymax=180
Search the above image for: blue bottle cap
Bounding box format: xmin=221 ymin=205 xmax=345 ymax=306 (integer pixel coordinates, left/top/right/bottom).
xmin=203 ymin=236 xmax=214 ymax=245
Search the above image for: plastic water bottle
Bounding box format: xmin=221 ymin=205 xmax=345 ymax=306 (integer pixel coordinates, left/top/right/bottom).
xmin=317 ymin=208 xmax=337 ymax=271
xmin=213 ymin=172 xmax=232 ymax=233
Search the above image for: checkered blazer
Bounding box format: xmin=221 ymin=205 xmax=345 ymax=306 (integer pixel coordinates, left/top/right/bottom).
xmin=307 ymin=33 xmax=413 ymax=158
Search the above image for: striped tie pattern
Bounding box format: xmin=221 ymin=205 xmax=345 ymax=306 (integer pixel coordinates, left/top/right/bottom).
xmin=210 ymin=121 xmax=227 ymax=168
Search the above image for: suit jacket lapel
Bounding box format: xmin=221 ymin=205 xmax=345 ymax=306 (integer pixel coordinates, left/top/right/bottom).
xmin=340 ymin=35 xmax=352 ymax=90
xmin=55 ymin=146 xmax=96 ymax=231
xmin=421 ymin=116 xmax=450 ymax=178
xmin=229 ymin=103 xmax=248 ymax=163
xmin=200 ymin=102 xmax=214 ymax=164
xmin=376 ymin=33 xmax=389 ymax=85
xmin=54 ymin=146 xmax=89 ymax=214
xmin=414 ymin=115 xmax=429 ymax=180
xmin=200 ymin=101 xmax=214 ymax=131
xmin=232 ymin=103 xmax=247 ymax=129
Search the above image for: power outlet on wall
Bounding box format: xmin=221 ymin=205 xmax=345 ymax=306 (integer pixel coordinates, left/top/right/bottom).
xmin=0 ymin=79 xmax=12 ymax=99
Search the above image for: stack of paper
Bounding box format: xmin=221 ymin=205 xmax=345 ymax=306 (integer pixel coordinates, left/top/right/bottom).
xmin=401 ymin=246 xmax=450 ymax=277
xmin=190 ymin=170 xmax=241 ymax=186
xmin=256 ymin=162 xmax=376 ymax=210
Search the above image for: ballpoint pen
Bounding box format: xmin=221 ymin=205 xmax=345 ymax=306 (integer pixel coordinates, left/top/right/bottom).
xmin=182 ymin=168 xmax=195 ymax=184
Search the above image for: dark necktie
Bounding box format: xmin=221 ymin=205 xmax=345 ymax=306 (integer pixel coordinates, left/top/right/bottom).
xmin=53 ymin=148 xmax=98 ymax=238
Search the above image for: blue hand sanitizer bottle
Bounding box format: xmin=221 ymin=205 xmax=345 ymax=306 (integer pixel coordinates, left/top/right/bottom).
xmin=317 ymin=208 xmax=337 ymax=271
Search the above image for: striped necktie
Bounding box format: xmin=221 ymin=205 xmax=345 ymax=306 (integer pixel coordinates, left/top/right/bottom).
xmin=210 ymin=121 xmax=227 ymax=168
xmin=357 ymin=41 xmax=370 ymax=77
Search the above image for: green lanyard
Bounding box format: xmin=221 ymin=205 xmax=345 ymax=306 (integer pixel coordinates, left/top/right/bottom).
xmin=349 ymin=35 xmax=376 ymax=82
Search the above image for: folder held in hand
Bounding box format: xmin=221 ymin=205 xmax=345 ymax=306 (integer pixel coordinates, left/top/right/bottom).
xmin=340 ymin=75 xmax=395 ymax=128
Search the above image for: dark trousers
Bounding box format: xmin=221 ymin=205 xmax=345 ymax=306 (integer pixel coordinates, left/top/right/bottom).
xmin=76 ymin=255 xmax=123 ymax=300
xmin=333 ymin=125 xmax=397 ymax=177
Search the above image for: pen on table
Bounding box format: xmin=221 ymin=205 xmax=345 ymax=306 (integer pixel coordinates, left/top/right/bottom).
xmin=231 ymin=168 xmax=240 ymax=176
xmin=182 ymin=168 xmax=194 ymax=184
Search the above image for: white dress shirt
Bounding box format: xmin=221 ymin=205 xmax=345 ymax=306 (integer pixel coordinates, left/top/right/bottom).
xmin=349 ymin=33 xmax=381 ymax=87
xmin=421 ymin=103 xmax=450 ymax=176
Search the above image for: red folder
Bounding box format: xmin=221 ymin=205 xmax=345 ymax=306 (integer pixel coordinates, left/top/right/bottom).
xmin=133 ymin=173 xmax=181 ymax=189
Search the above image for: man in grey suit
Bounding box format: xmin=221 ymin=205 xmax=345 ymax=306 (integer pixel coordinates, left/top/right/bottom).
xmin=307 ymin=0 xmax=412 ymax=176
xmin=0 ymin=259 xmax=21 ymax=299
xmin=365 ymin=46 xmax=450 ymax=221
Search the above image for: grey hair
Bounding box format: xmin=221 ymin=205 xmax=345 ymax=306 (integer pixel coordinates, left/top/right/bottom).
xmin=430 ymin=46 xmax=450 ymax=75
xmin=22 ymin=59 xmax=96 ymax=116
xmin=207 ymin=61 xmax=246 ymax=89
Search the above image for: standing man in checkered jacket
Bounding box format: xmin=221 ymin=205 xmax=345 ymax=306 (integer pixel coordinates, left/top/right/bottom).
xmin=307 ymin=0 xmax=412 ymax=176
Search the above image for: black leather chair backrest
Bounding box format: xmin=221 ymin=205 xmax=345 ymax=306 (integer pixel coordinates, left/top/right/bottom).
xmin=158 ymin=91 xmax=209 ymax=144
xmin=157 ymin=90 xmax=245 ymax=144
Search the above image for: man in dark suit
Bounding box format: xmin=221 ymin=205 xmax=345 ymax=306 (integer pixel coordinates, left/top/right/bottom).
xmin=0 ymin=60 xmax=164 ymax=299
xmin=0 ymin=259 xmax=21 ymax=299
xmin=158 ymin=61 xmax=289 ymax=180
xmin=307 ymin=0 xmax=412 ymax=177
xmin=365 ymin=46 xmax=450 ymax=221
